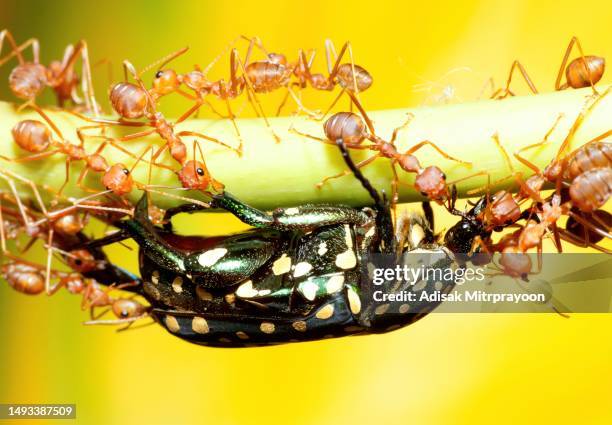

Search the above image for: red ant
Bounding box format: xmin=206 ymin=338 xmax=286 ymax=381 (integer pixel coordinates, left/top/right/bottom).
xmin=491 ymin=37 xmax=605 ymax=99
xmin=70 ymin=49 xmax=240 ymax=167
xmin=555 ymin=37 xmax=605 ymax=93
xmin=78 ymin=281 xmax=149 ymax=330
xmin=291 ymin=92 xmax=471 ymax=206
xmin=292 ymin=39 xmax=373 ymax=116
xmin=4 ymin=111 xmax=149 ymax=196
xmin=0 ymin=29 xmax=99 ymax=114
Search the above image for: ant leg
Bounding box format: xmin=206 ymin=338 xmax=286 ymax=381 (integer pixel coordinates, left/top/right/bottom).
xmin=346 ymin=90 xmax=376 ymax=135
xmin=1 ymin=149 xmax=60 ymax=164
xmin=224 ymin=99 xmax=244 ymax=155
xmin=289 ymin=125 xmax=371 ymax=150
xmin=0 ymin=169 xmax=48 ymax=217
xmin=491 ymin=60 xmax=538 ymax=99
xmin=233 ymin=49 xmax=281 ymax=143
xmin=176 ymin=130 xmax=239 ymax=155
xmin=557 ymin=228 xmax=611 ymax=253
xmin=0 ymin=30 xmax=26 ymax=65
xmin=324 ymin=39 xmax=338 ymax=75
xmin=65 ymin=109 xmax=148 ymax=127
xmin=318 ymin=88 xmax=346 ymax=122
xmin=566 ymin=211 xmax=612 ymax=240
xmin=390 ymin=113 xmax=415 ymax=144
xmin=488 ymin=132 xmax=544 ymax=200
xmin=316 ymin=153 xmax=381 ymax=188
xmin=78 ymin=41 xmax=100 ymax=116
xmin=285 ymin=85 xmax=319 ymax=118
xmin=57 ymin=158 xmax=72 ymax=196
xmin=404 ymin=140 xmax=471 ymax=165
xmin=117 ymin=128 xmax=157 ymax=142
xmin=555 ymin=36 xmax=598 ymax=94
xmin=83 ymin=313 xmax=148 ymax=326
xmin=44 ymin=228 xmax=54 ymax=293
xmin=552 ymin=86 xmax=611 ymax=192
xmin=514 ymin=113 xmax=565 ymax=173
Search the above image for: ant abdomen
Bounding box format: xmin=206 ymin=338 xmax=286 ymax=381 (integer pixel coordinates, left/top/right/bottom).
xmin=2 ymin=262 xmax=45 ymax=295
xmin=565 ymin=141 xmax=612 ymax=180
xmin=565 ymin=55 xmax=605 ymax=89
xmin=8 ymin=63 xmax=48 ymax=100
xmin=110 ymin=82 xmax=148 ymax=119
xmin=12 ymin=119 xmax=52 ymax=153
xmin=569 ymin=167 xmax=612 ymax=212
xmin=324 ymin=112 xmax=366 ymax=145
xmin=336 ymin=63 xmax=373 ymax=92
xmin=245 ymin=61 xmax=291 ymax=93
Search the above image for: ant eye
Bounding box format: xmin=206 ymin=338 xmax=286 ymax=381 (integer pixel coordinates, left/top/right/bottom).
xmin=121 ymin=310 xmax=129 ymax=318
xmin=196 ymin=168 xmax=204 ymax=176
xmin=155 ymin=70 xmax=163 ymax=78
xmin=441 ymin=173 xmax=447 ymax=180
xmin=75 ymin=259 xmax=82 ymax=266
xmin=420 ymin=192 xmax=427 ymax=197
xmin=122 ymin=168 xmax=130 ymax=175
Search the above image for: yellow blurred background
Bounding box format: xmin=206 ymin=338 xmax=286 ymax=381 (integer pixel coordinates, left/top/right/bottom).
xmin=0 ymin=0 xmax=611 ymax=424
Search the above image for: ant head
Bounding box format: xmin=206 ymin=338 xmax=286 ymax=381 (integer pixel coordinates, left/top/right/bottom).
xmin=102 ymin=163 xmax=133 ymax=196
xmin=177 ymin=160 xmax=211 ymax=191
xmin=152 ymin=69 xmax=181 ymax=95
xmin=414 ymin=166 xmax=447 ymax=201
xmin=112 ymin=298 xmax=146 ymax=319
xmin=500 ymin=247 xmax=532 ymax=279
xmin=67 ymin=249 xmax=97 ymax=273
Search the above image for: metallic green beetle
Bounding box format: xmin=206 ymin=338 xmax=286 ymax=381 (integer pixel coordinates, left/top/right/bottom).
xmin=92 ymin=141 xmax=458 ymax=347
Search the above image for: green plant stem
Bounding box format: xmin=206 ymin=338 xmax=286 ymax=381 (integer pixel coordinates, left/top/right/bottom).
xmin=0 ymin=86 xmax=610 ymax=211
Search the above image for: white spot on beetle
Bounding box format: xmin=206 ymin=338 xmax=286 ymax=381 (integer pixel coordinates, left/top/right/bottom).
xmin=317 ymin=242 xmax=328 ymax=256
xmin=292 ymin=321 xmax=307 ymax=332
xmin=192 ymin=317 xmax=209 ymax=334
xmin=260 ymin=322 xmax=275 ymax=334
xmin=196 ymin=286 xmax=213 ymax=301
xmin=151 ymin=270 xmax=160 ymax=285
xmin=236 ymin=331 xmax=249 ymax=340
xmin=316 ymin=304 xmax=335 ymax=320
xmin=347 ymin=287 xmax=361 ymax=314
xmin=293 ymin=261 xmax=313 ymax=277
xmin=412 ymin=280 xmax=427 ymax=292
xmin=399 ymin=303 xmax=410 ymax=314
xmin=284 ymin=207 xmax=299 ymax=215
xmin=236 ymin=280 xmax=258 ymax=298
xmin=375 ymin=303 xmax=390 ymax=315
xmin=300 ymin=281 xmax=319 ymax=301
xmin=165 ymin=315 xmax=180 ymax=333
xmin=325 ymin=274 xmax=344 ymax=294
xmin=272 ymin=253 xmax=292 ymax=275
xmin=343 ymin=224 xmax=353 ymax=248
xmin=335 ymin=250 xmax=357 ymax=269
xmin=172 ymin=276 xmax=183 ymax=293
xmin=198 ymin=248 xmax=228 ymax=267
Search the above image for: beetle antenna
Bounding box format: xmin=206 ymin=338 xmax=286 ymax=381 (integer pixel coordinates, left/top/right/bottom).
xmin=335 ymin=139 xmax=383 ymax=209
